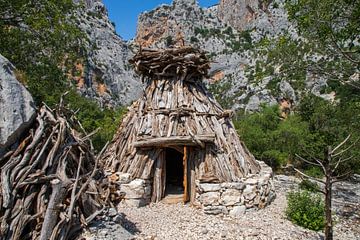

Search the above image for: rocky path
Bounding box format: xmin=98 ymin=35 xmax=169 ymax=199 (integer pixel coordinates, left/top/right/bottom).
xmin=81 ymin=175 xmax=360 ymax=240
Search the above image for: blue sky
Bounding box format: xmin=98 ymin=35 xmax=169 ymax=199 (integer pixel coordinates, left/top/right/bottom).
xmin=103 ymin=0 xmax=219 ymax=40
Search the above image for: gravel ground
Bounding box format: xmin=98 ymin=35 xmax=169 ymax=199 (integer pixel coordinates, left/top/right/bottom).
xmin=81 ymin=175 xmax=360 ymax=240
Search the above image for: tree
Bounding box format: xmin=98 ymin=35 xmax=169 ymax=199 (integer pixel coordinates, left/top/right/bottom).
xmin=286 ymin=0 xmax=360 ymax=89
xmin=0 ymin=0 xmax=86 ymax=106
xmin=0 ymin=1 xmax=123 ymax=151
xmin=294 ymin=135 xmax=358 ymax=240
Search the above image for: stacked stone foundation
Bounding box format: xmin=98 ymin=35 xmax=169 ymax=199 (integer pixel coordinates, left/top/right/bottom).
xmin=115 ymin=161 xmax=275 ymax=216
xmin=195 ymin=161 xmax=275 ymax=216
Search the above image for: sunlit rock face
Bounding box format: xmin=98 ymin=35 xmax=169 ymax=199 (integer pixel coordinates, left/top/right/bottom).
xmin=72 ymin=0 xmax=327 ymax=111
xmin=73 ymin=0 xmax=142 ymax=108
xmin=0 ymin=54 xmax=36 ymax=156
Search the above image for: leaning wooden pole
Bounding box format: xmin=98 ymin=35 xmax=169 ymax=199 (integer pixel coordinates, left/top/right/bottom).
xmin=183 ymin=146 xmax=189 ymax=203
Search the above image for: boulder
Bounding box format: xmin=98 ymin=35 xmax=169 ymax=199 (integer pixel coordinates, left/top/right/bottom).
xmin=0 ymin=54 xmax=36 ymax=156
xmin=121 ymin=179 xmax=151 ymax=199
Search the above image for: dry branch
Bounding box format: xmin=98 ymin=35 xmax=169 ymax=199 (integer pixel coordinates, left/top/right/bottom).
xmin=0 ymin=104 xmax=109 ymax=240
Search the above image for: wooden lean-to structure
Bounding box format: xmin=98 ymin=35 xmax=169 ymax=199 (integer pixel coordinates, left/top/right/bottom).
xmin=102 ymin=47 xmax=261 ymax=204
xmin=0 ymin=103 xmax=117 ymax=240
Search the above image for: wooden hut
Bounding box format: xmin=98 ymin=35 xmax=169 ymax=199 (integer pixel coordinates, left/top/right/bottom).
xmin=102 ymin=47 xmax=271 ymax=207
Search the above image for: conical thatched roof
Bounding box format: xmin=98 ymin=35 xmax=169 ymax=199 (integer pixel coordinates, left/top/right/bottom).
xmin=102 ymin=47 xmax=260 ymax=185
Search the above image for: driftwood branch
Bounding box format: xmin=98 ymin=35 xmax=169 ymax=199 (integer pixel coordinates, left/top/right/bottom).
xmin=0 ymin=105 xmax=110 ymax=240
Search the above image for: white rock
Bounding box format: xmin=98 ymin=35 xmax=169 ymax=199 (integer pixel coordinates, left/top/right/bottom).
xmin=220 ymin=182 xmax=245 ymax=190
xmin=199 ymin=183 xmax=221 ymax=192
xmin=229 ymin=205 xmax=246 ymax=217
xmin=221 ymin=189 xmax=241 ymax=206
xmin=245 ymin=178 xmax=258 ymax=185
xmin=0 ymin=54 xmax=36 ymax=156
xmin=203 ymin=206 xmax=227 ymax=215
xmin=118 ymin=172 xmax=131 ymax=183
xmin=199 ymin=192 xmax=220 ymax=206
xmin=122 ymin=198 xmax=149 ymax=207
xmin=243 ymin=185 xmax=256 ymax=194
xmin=121 ymin=179 xmax=150 ymax=199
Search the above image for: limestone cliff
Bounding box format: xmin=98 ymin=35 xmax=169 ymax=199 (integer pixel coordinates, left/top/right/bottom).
xmin=133 ymin=0 xmax=328 ymax=111
xmin=0 ymin=54 xmax=36 ymax=156
xmin=73 ymin=0 xmax=141 ymax=107
xmin=74 ymin=0 xmax=330 ymax=111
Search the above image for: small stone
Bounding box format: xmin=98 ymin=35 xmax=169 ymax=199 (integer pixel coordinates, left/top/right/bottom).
xmin=245 ymin=178 xmax=258 ymax=185
xmin=203 ymin=206 xmax=228 ymax=215
xmin=199 ymin=183 xmax=221 ymax=192
xmin=221 ymin=182 xmax=245 ymax=190
xmin=199 ymin=192 xmax=220 ymax=206
xmin=118 ymin=172 xmax=131 ymax=183
xmin=112 ymin=215 xmax=123 ymax=224
xmin=221 ymin=189 xmax=241 ymax=206
xmin=243 ymin=184 xmax=256 ymax=193
xmin=108 ymin=208 xmax=117 ymax=217
xmin=229 ymin=205 xmax=246 ymax=217
xmin=201 ymin=228 xmax=209 ymax=234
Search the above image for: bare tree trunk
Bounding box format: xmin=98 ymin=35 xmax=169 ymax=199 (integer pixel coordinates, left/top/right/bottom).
xmin=324 ymin=147 xmax=333 ymax=240
xmin=295 ymin=135 xmax=356 ymax=240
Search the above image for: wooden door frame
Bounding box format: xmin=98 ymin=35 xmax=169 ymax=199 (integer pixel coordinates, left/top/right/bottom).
xmin=183 ymin=146 xmax=189 ymax=203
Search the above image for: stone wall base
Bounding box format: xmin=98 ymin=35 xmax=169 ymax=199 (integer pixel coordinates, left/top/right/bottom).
xmin=115 ymin=161 xmax=275 ymax=216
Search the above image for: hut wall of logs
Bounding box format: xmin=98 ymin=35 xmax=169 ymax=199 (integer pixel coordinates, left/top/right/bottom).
xmin=102 ymin=47 xmax=274 ymax=211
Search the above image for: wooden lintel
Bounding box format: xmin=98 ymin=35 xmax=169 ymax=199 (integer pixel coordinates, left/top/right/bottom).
xmin=133 ymin=134 xmax=215 ymax=148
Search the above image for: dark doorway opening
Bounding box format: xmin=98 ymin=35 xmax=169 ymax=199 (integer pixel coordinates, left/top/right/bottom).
xmin=165 ymin=148 xmax=184 ymax=196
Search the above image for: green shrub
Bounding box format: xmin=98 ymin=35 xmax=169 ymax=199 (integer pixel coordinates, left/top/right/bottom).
xmin=286 ymin=190 xmax=325 ymax=231
xmin=65 ymin=90 xmax=127 ymax=152
xmin=299 ymin=179 xmax=320 ymax=193
xmin=165 ymin=36 xmax=173 ymax=47
xmin=190 ymin=36 xmax=199 ymax=43
xmin=261 ymin=149 xmax=288 ymax=169
xmin=304 ymin=166 xmax=324 ymax=178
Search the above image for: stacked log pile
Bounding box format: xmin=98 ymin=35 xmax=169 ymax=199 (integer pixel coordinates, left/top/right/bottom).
xmin=0 ymin=104 xmax=111 ymax=240
xmin=130 ymin=46 xmax=210 ymax=80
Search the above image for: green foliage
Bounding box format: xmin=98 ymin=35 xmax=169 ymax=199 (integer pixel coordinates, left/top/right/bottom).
xmin=165 ymin=36 xmax=174 ymax=47
xmin=208 ymin=80 xmax=234 ymax=109
xmin=0 ymin=0 xmax=86 ymax=108
xmin=223 ymin=26 xmax=233 ymax=36
xmin=299 ymin=179 xmax=320 ymax=193
xmin=0 ymin=1 xmax=124 ymax=152
xmin=286 ymin=190 xmax=325 ymax=231
xmin=286 ymin=0 xmax=359 ymax=88
xmin=190 ymin=36 xmax=199 ymax=43
xmin=234 ymin=95 xmax=360 ymax=173
xmin=194 ymin=27 xmax=210 ymax=38
xmin=303 ymin=166 xmax=324 ymax=178
xmin=234 ymin=105 xmax=312 ymax=169
xmin=65 ymin=91 xmax=126 ymax=151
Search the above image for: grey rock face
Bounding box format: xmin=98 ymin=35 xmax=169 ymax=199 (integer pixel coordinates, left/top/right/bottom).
xmin=134 ymin=0 xmax=294 ymax=111
xmin=76 ymin=0 xmax=326 ymax=111
xmin=73 ymin=0 xmax=142 ymax=107
xmin=0 ymin=54 xmax=36 ymax=155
